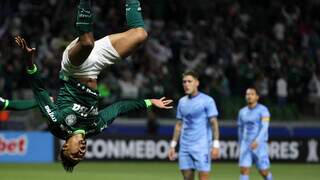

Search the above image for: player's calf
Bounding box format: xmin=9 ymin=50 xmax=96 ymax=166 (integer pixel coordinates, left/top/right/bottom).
xmin=125 ymin=0 xmax=148 ymax=45
xmin=69 ymin=0 xmax=94 ymax=66
xmin=181 ymin=170 xmax=195 ymax=180
xmin=198 ymin=172 xmax=210 ymax=180
xmin=130 ymin=28 xmax=148 ymax=45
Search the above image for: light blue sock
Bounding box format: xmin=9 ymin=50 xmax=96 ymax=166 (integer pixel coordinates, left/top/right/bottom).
xmin=265 ymin=172 xmax=272 ymax=180
xmin=240 ymin=175 xmax=249 ymax=180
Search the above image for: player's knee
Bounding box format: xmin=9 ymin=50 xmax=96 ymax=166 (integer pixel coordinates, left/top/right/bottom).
xmin=240 ymin=167 xmax=250 ymax=175
xmin=133 ymin=28 xmax=148 ymax=45
xmin=259 ymin=169 xmax=269 ymax=177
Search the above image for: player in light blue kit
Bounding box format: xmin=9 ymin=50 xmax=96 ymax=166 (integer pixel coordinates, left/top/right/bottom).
xmin=237 ymin=87 xmax=273 ymax=180
xmin=168 ymin=71 xmax=220 ymax=180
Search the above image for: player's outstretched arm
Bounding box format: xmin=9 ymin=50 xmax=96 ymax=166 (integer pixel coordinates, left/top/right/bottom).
xmin=14 ymin=36 xmax=36 ymax=69
xmin=150 ymin=97 xmax=173 ymax=109
xmin=5 ymin=99 xmax=38 ymax=111
xmin=98 ymin=97 xmax=173 ymax=127
xmin=109 ymin=0 xmax=148 ymax=58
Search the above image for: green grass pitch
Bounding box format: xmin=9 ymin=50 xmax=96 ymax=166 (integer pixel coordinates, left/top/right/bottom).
xmin=0 ymin=162 xmax=319 ymax=180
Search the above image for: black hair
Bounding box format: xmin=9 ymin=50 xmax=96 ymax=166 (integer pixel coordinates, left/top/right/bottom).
xmin=247 ymin=86 xmax=260 ymax=96
xmin=182 ymin=70 xmax=199 ymax=79
xmin=59 ymin=149 xmax=80 ymax=173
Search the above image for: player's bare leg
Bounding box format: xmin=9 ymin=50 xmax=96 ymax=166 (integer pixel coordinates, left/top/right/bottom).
xmin=108 ymin=0 xmax=147 ymax=58
xmin=259 ymin=169 xmax=272 ymax=180
xmin=69 ymin=0 xmax=148 ymax=66
xmin=109 ymin=27 xmax=147 ymax=58
xmin=68 ymin=0 xmax=94 ymax=66
xmin=181 ymin=169 xmax=195 ymax=180
xmin=68 ymin=33 xmax=94 ymax=66
xmin=240 ymin=167 xmax=250 ymax=180
xmin=198 ymin=171 xmax=210 ymax=180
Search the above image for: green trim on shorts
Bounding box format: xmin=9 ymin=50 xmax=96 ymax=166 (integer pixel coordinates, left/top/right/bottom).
xmin=144 ymin=99 xmax=152 ymax=108
xmin=27 ymin=64 xmax=38 ymax=75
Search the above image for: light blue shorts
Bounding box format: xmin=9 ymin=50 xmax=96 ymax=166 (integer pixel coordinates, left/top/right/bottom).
xmin=179 ymin=149 xmax=211 ymax=172
xmin=239 ymin=141 xmax=270 ymax=170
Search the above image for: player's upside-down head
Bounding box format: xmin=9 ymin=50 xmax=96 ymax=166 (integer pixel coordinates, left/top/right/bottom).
xmin=60 ymin=133 xmax=87 ymax=172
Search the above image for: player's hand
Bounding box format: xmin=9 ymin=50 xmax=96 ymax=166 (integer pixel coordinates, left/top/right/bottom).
xmin=168 ymin=147 xmax=177 ymax=161
xmin=211 ymin=147 xmax=220 ymax=160
xmin=251 ymin=141 xmax=258 ymax=150
xmin=151 ymin=97 xmax=173 ymax=109
xmin=14 ymin=36 xmax=36 ymax=56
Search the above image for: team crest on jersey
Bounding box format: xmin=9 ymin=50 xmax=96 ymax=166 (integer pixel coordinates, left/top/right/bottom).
xmin=65 ymin=114 xmax=77 ymax=126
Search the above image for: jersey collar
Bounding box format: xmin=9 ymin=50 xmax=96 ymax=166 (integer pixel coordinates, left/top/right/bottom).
xmin=73 ymin=129 xmax=86 ymax=135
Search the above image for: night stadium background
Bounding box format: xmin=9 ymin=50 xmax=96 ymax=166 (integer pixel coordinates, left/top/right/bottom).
xmin=0 ymin=0 xmax=320 ymax=179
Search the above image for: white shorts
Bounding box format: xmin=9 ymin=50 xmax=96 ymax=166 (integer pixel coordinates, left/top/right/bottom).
xmin=61 ymin=36 xmax=121 ymax=79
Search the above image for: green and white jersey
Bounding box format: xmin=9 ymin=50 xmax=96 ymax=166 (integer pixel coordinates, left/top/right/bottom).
xmin=47 ymin=73 xmax=100 ymax=139
xmin=45 ymin=72 xmax=150 ymax=139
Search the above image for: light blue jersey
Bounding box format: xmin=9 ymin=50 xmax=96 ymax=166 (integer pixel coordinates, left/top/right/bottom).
xmin=237 ymin=103 xmax=270 ymax=143
xmin=177 ymin=92 xmax=218 ymax=150
xmin=237 ymin=103 xmax=271 ymax=170
xmin=176 ymin=92 xmax=218 ymax=171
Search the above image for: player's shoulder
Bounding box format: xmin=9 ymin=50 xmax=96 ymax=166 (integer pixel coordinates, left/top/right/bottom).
xmin=239 ymin=106 xmax=248 ymax=114
xmin=199 ymin=92 xmax=215 ymax=102
xmin=257 ymin=103 xmax=269 ymax=111
xmin=178 ymin=95 xmax=189 ymax=104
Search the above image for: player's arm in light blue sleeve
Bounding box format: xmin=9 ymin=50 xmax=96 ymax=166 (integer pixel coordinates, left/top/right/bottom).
xmin=254 ymin=107 xmax=271 ymax=144
xmin=205 ymin=97 xmax=219 ymax=118
xmin=237 ymin=111 xmax=243 ymax=142
xmin=206 ymin=97 xmax=219 ymax=141
xmin=176 ymin=100 xmax=182 ymax=120
xmin=169 ymin=101 xmax=183 ymax=152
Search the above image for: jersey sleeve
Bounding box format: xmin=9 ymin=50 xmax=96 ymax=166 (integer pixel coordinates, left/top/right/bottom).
xmin=237 ymin=110 xmax=243 ymax=141
xmin=237 ymin=111 xmax=242 ymax=126
xmin=97 ymin=99 xmax=147 ymax=128
xmin=261 ymin=106 xmax=271 ymax=121
xmin=0 ymin=97 xmax=9 ymax=110
xmin=205 ymin=97 xmax=218 ymax=118
xmin=176 ymin=100 xmax=182 ymax=120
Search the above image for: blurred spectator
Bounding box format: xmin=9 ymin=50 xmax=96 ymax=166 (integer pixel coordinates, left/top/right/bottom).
xmin=308 ymin=71 xmax=320 ymax=116
xmin=276 ymin=74 xmax=288 ymax=106
xmin=118 ymin=69 xmax=139 ymax=99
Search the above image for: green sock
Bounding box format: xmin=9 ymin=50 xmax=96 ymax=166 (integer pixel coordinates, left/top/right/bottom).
xmin=75 ymin=0 xmax=93 ymax=35
xmin=126 ymin=0 xmax=144 ymax=28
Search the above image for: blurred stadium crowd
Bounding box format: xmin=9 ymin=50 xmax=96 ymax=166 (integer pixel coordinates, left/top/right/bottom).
xmin=1 ymin=0 xmax=320 ymax=120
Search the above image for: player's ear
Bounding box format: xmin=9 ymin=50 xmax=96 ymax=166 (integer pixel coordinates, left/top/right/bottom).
xmin=195 ymin=79 xmax=200 ymax=87
xmin=62 ymin=143 xmax=68 ymax=151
